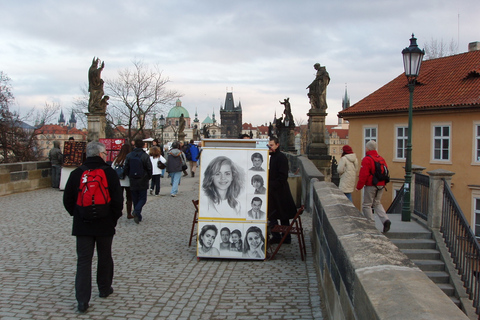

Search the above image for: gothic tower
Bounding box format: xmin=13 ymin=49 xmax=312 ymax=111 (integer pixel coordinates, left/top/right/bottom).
xmin=220 ymin=91 xmax=242 ymax=138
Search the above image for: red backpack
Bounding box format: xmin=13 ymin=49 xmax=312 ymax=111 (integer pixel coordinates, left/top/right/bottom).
xmin=76 ymin=165 xmax=111 ymax=221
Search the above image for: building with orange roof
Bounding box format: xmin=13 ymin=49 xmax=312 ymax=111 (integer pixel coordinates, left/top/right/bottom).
xmin=339 ymin=42 xmax=480 ymax=231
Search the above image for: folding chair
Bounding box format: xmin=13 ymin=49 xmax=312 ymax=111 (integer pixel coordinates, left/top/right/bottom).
xmin=188 ymin=200 xmax=199 ymax=246
xmin=269 ymin=205 xmax=306 ymax=261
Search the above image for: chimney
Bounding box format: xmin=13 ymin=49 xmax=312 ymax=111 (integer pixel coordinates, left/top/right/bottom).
xmin=469 ymin=42 xmax=480 ymax=52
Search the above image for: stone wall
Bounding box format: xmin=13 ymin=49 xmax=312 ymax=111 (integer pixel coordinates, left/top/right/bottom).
xmin=0 ymin=161 xmax=51 ymax=196
xmin=285 ymin=152 xmax=468 ymax=320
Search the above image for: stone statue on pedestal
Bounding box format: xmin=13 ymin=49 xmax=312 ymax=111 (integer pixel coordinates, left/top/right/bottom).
xmin=280 ymin=98 xmax=294 ymax=127
xmin=307 ymin=63 xmax=330 ymax=112
xmin=88 ymin=57 xmax=105 ymax=113
xmin=87 ymin=57 xmax=107 ymax=141
xmin=179 ymin=113 xmax=185 ymax=134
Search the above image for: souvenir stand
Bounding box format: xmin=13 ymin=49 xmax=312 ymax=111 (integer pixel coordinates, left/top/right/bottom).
xmin=59 ymin=141 xmax=86 ymax=190
xmin=99 ymin=138 xmax=126 ymax=163
xmin=197 ymin=139 xmax=269 ymax=260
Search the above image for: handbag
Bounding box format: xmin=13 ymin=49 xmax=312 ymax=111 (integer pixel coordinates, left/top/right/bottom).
xmin=157 ymin=160 xmax=166 ymax=169
xmin=182 ymin=164 xmax=188 ymax=171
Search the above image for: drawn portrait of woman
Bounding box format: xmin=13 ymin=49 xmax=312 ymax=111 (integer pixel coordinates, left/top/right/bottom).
xmin=242 ymin=226 xmax=266 ymax=259
xmin=202 ymin=156 xmax=245 ymax=217
xmin=198 ymin=224 xmax=220 ymax=256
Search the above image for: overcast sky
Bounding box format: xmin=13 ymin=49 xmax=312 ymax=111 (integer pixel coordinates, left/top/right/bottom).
xmin=1 ymin=0 xmax=479 ymax=127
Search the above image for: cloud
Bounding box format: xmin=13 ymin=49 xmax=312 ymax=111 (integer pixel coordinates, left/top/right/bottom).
xmin=1 ymin=0 xmax=479 ymax=126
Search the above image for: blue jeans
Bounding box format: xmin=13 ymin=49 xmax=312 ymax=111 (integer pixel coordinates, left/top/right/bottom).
xmin=345 ymin=193 xmax=352 ymax=202
xmin=170 ymin=171 xmax=182 ymax=195
xmin=131 ymin=189 xmax=147 ymax=221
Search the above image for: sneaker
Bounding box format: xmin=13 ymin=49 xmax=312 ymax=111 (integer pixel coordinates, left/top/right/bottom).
xmin=99 ymin=287 xmax=114 ymax=298
xmin=171 ymin=194 xmax=176 ymax=197
xmin=383 ymin=220 xmax=391 ymax=233
xmin=191 ymin=172 xmax=194 ymax=177
xmin=149 ymin=189 xmax=153 ymax=195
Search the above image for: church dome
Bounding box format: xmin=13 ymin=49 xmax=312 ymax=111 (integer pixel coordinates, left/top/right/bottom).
xmin=167 ymin=99 xmax=190 ymax=118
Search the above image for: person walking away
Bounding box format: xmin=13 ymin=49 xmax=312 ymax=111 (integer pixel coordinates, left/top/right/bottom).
xmin=338 ymin=145 xmax=358 ymax=202
xmin=124 ymin=139 xmax=152 ymax=224
xmin=149 ymin=146 xmax=166 ymax=196
xmin=356 ymin=140 xmax=391 ymax=233
xmin=112 ymin=144 xmax=133 ymax=219
xmin=185 ymin=139 xmax=200 ymax=177
xmin=63 ymin=141 xmax=123 ymax=313
xmin=166 ymin=141 xmax=184 ymax=197
xmin=267 ymin=137 xmax=297 ymax=244
xmin=49 ymin=140 xmax=63 ymax=188
xmin=179 ymin=141 xmax=189 ymax=176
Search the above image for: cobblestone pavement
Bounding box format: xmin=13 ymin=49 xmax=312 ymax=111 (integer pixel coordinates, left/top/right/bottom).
xmin=0 ymin=174 xmax=323 ymax=319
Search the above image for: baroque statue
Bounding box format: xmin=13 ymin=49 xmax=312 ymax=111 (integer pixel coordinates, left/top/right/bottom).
xmin=307 ymin=63 xmax=330 ymax=112
xmin=88 ymin=57 xmax=105 ymax=113
xmin=279 ymin=98 xmax=294 ymax=127
xmin=178 ymin=113 xmax=185 ymax=134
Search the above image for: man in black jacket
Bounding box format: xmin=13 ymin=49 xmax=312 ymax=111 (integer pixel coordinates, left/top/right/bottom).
xmin=124 ymin=139 xmax=153 ymax=224
xmin=63 ymin=141 xmax=123 ymax=313
xmin=267 ymin=137 xmax=297 ymax=244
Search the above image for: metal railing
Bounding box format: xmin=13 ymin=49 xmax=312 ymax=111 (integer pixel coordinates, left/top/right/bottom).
xmin=414 ymin=173 xmax=429 ymax=221
xmin=441 ymin=179 xmax=480 ymax=315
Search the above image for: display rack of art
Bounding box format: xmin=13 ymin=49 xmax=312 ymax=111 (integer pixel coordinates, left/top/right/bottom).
xmin=197 ymin=143 xmax=269 ymax=260
xmin=63 ymin=141 xmax=86 ymax=166
xmin=99 ymin=138 xmax=125 ymax=162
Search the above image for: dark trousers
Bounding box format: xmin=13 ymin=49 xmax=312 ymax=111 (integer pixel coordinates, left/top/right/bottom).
xmin=51 ymin=165 xmax=61 ymax=188
xmin=75 ymin=235 xmax=114 ymax=304
xmin=131 ymin=189 xmax=147 ymax=221
xmin=268 ymin=218 xmax=291 ymax=241
xmin=150 ymin=175 xmax=161 ymax=195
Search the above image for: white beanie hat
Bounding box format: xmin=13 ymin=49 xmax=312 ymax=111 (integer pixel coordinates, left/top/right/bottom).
xmin=366 ymin=140 xmax=377 ymax=151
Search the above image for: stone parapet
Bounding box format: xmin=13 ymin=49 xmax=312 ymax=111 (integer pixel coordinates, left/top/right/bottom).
xmin=310 ymin=180 xmax=468 ymax=320
xmin=0 ymin=161 xmax=51 ymax=197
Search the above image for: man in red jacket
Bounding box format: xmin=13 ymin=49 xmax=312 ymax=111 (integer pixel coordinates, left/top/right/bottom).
xmin=356 ymin=140 xmax=391 ymax=233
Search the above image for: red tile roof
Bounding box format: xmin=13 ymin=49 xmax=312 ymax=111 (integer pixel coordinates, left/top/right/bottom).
xmin=326 ymin=125 xmax=349 ymax=139
xmin=35 ymin=124 xmax=86 ymax=137
xmin=339 ymin=50 xmax=480 ymax=117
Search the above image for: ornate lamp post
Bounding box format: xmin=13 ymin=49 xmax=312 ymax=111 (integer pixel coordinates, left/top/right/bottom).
xmin=401 ymin=34 xmax=425 ymax=222
xmin=159 ymin=114 xmax=166 ymax=146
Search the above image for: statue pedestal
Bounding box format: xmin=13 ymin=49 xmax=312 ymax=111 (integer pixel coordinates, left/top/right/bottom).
xmin=87 ymin=113 xmax=106 ymax=142
xmin=306 ymin=108 xmax=328 ymax=160
xmin=178 ymin=133 xmax=186 ymax=143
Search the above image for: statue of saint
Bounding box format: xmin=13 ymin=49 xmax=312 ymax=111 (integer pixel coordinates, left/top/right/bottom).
xmin=307 ymin=63 xmax=330 ymax=112
xmin=178 ymin=113 xmax=185 ymax=134
xmin=280 ymin=98 xmax=294 ymax=127
xmin=88 ymin=57 xmax=105 ymax=113
xmin=98 ymin=96 xmax=109 ymax=113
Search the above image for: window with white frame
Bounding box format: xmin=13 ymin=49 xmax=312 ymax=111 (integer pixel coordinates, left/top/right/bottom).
xmin=364 ymin=127 xmax=377 ymax=147
xmin=433 ymin=125 xmax=450 ymax=161
xmin=396 ymin=126 xmax=408 ymax=159
xmin=475 ymin=124 xmax=480 ymax=163
xmin=475 ymin=198 xmax=480 ymax=239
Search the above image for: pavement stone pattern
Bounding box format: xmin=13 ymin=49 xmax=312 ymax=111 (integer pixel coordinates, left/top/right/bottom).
xmin=0 ymin=174 xmax=324 ymax=319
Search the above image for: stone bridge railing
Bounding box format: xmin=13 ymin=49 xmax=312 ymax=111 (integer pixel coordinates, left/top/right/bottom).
xmin=285 ymin=153 xmax=468 ymax=320
xmin=0 ymin=161 xmax=51 ymax=196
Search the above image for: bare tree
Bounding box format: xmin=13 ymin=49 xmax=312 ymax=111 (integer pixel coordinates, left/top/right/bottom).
xmin=424 ymin=38 xmax=458 ymax=60
xmin=105 ymin=60 xmax=182 ymax=140
xmin=70 ymin=84 xmax=89 ymax=128
xmin=0 ymin=71 xmax=59 ymax=162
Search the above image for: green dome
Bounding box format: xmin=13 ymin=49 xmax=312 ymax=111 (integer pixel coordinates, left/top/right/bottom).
xmin=167 ymin=99 xmax=190 ymax=118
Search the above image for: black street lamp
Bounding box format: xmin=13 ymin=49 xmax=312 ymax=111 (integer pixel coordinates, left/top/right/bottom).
xmin=159 ymin=114 xmax=166 ymax=146
xmin=401 ymin=34 xmax=425 ymax=221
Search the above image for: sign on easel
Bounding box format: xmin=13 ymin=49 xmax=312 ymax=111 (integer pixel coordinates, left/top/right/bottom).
xmin=197 ymin=140 xmax=269 ymax=260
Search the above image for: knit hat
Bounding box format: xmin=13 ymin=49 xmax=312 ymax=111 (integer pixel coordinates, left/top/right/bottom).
xmin=366 ymin=140 xmax=377 ymax=151
xmin=342 ymin=145 xmax=353 ymax=154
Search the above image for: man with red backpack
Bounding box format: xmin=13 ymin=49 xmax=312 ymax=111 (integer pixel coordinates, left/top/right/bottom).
xmin=63 ymin=141 xmax=123 ymax=313
xmin=356 ymin=140 xmax=391 ymax=233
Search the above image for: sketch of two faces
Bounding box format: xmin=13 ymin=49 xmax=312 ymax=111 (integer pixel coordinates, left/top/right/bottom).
xmin=199 ymin=148 xmax=268 ymax=220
